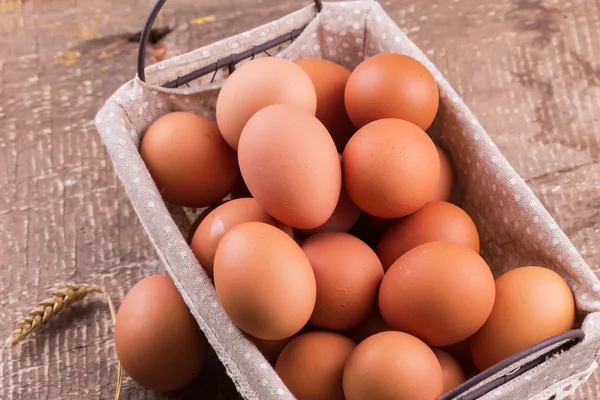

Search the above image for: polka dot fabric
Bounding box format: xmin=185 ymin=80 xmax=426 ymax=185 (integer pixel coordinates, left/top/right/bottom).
xmin=95 ymin=2 xmax=600 ymax=399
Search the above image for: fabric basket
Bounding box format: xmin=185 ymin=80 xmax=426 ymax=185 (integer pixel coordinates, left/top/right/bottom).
xmin=95 ymin=1 xmax=600 ymax=399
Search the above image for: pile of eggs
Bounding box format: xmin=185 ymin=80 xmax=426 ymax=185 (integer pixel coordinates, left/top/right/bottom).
xmin=114 ymin=53 xmax=577 ymax=399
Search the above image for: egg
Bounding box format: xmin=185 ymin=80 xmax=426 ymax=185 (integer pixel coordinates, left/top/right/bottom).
xmin=295 ymin=185 xmax=361 ymax=238
xmin=348 ymin=213 xmax=396 ymax=249
xmin=186 ymin=201 xmax=225 ymax=244
xmin=275 ymin=331 xmax=356 ymax=400
xmin=345 ymin=53 xmax=439 ymax=130
xmin=238 ymin=104 xmax=342 ymax=229
xmin=295 ymin=59 xmax=355 ymax=151
xmin=216 ymin=57 xmax=317 ymax=150
xmin=432 ymin=349 xmax=467 ymax=393
xmin=376 ymin=201 xmax=480 ymax=271
xmin=379 ymin=242 xmax=495 ymax=347
xmin=214 ymin=222 xmax=316 ymax=340
xmin=140 ymin=111 xmax=238 ymax=207
xmin=429 ymin=145 xmax=456 ymax=203
xmin=247 ymin=334 xmax=297 ymax=365
xmin=114 ymin=275 xmax=208 ymax=392
xmin=343 ymin=331 xmax=444 ymax=400
xmin=346 ymin=306 xmax=392 ymax=343
xmin=191 ymin=198 xmax=293 ymax=278
xmin=343 ymin=119 xmax=440 ymax=218
xmin=469 ymin=266 xmax=576 ymax=371
xmin=301 ymin=232 xmax=384 ymax=331
xmin=438 ymin=340 xmax=479 ymax=378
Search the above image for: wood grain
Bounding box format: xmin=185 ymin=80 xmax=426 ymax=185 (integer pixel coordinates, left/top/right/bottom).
xmin=0 ymin=0 xmax=598 ymax=398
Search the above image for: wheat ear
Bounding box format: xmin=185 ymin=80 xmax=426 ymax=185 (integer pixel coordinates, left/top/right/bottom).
xmin=4 ymin=283 xmax=123 ymax=400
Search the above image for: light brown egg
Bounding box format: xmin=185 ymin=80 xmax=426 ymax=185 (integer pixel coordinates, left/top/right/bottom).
xmin=432 ymin=349 xmax=467 ymax=393
xmin=140 ymin=111 xmax=238 ymax=207
xmin=216 ymin=57 xmax=317 ymax=150
xmin=238 ymin=104 xmax=342 ymax=229
xmin=302 ymin=232 xmax=384 ymax=331
xmin=345 ymin=53 xmax=439 ymax=130
xmin=276 ymin=331 xmax=356 ymax=400
xmin=379 ymin=242 xmax=495 ymax=347
xmin=376 ymin=201 xmax=480 ymax=271
xmin=295 ymin=185 xmax=361 ymax=238
xmin=343 ymin=119 xmax=440 ymax=218
xmin=114 ymin=275 xmax=208 ymax=392
xmin=429 ymin=145 xmax=456 ymax=203
xmin=343 ymin=331 xmax=444 ymax=400
xmin=295 ymin=59 xmax=355 ymax=151
xmin=469 ymin=266 xmax=576 ymax=371
xmin=191 ymin=198 xmax=293 ymax=278
xmin=247 ymin=334 xmax=297 ymax=365
xmin=214 ymin=222 xmax=316 ymax=340
xmin=438 ymin=340 xmax=479 ymax=378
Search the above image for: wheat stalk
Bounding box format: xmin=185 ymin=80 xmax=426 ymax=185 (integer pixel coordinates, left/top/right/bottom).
xmin=4 ymin=283 xmax=123 ymax=400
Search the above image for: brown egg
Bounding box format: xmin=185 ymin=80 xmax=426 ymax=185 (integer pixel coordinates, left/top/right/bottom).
xmin=191 ymin=198 xmax=293 ymax=278
xmin=140 ymin=112 xmax=238 ymax=207
xmin=379 ymin=242 xmax=495 ymax=347
xmin=376 ymin=201 xmax=480 ymax=271
xmin=238 ymin=104 xmax=342 ymax=229
xmin=469 ymin=266 xmax=576 ymax=371
xmin=115 ymin=275 xmax=207 ymax=392
xmin=345 ymin=53 xmax=439 ymax=130
xmin=438 ymin=341 xmax=479 ymax=378
xmin=301 ymin=232 xmax=384 ymax=331
xmin=295 ymin=59 xmax=355 ymax=151
xmin=429 ymin=145 xmax=456 ymax=202
xmin=216 ymin=57 xmax=317 ymax=150
xmin=276 ymin=331 xmax=356 ymax=400
xmin=214 ymin=222 xmax=316 ymax=340
xmin=343 ymin=119 xmax=440 ymax=218
xmin=247 ymin=334 xmax=296 ymax=365
xmin=295 ymin=185 xmax=361 ymax=238
xmin=186 ymin=201 xmax=225 ymax=244
xmin=346 ymin=306 xmax=392 ymax=343
xmin=432 ymin=349 xmax=467 ymax=393
xmin=343 ymin=331 xmax=444 ymax=400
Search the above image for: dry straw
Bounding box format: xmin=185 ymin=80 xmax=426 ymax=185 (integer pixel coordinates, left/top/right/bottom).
xmin=4 ymin=283 xmax=123 ymax=400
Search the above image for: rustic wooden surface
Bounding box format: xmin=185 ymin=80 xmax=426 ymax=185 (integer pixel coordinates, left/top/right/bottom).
xmin=0 ymin=0 xmax=599 ymax=398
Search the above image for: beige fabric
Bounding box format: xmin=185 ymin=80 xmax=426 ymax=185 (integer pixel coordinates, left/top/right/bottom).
xmin=95 ymin=1 xmax=600 ymax=399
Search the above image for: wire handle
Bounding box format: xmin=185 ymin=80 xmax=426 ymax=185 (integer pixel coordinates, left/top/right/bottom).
xmin=137 ymin=0 xmax=323 ymax=83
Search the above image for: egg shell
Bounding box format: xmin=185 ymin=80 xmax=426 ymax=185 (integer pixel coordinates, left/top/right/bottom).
xmin=295 ymin=59 xmax=355 ymax=151
xmin=140 ymin=111 xmax=238 ymax=207
xmin=295 ymin=184 xmax=361 ymax=238
xmin=342 ymin=119 xmax=440 ymax=218
xmin=216 ymin=57 xmax=317 ymax=150
xmin=429 ymin=145 xmax=456 ymax=203
xmin=275 ymin=331 xmax=356 ymax=400
xmin=469 ymin=266 xmax=576 ymax=371
xmin=191 ymin=198 xmax=293 ymax=279
xmin=345 ymin=53 xmax=440 ymax=130
xmin=186 ymin=201 xmax=225 ymax=244
xmin=214 ymin=222 xmax=316 ymax=340
xmin=345 ymin=305 xmax=392 ymax=343
xmin=343 ymin=331 xmax=444 ymax=400
xmin=238 ymin=104 xmax=342 ymax=229
xmin=379 ymin=242 xmax=495 ymax=347
xmin=432 ymin=349 xmax=467 ymax=393
xmin=114 ymin=275 xmax=208 ymax=392
xmin=301 ymin=232 xmax=384 ymax=331
xmin=376 ymin=201 xmax=480 ymax=271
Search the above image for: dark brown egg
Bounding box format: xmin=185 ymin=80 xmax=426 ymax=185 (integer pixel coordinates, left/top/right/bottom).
xmin=379 ymin=242 xmax=495 ymax=347
xmin=114 ymin=275 xmax=208 ymax=392
xmin=376 ymin=201 xmax=480 ymax=271
xmin=343 ymin=331 xmax=444 ymax=400
xmin=343 ymin=119 xmax=440 ymax=218
xmin=345 ymin=53 xmax=439 ymax=130
xmin=140 ymin=112 xmax=238 ymax=207
xmin=295 ymin=59 xmax=355 ymax=151
xmin=276 ymin=331 xmax=356 ymax=400
xmin=302 ymin=232 xmax=384 ymax=331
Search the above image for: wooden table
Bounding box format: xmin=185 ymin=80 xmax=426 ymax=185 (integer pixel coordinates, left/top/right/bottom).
xmin=1 ymin=0 xmax=599 ymax=398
